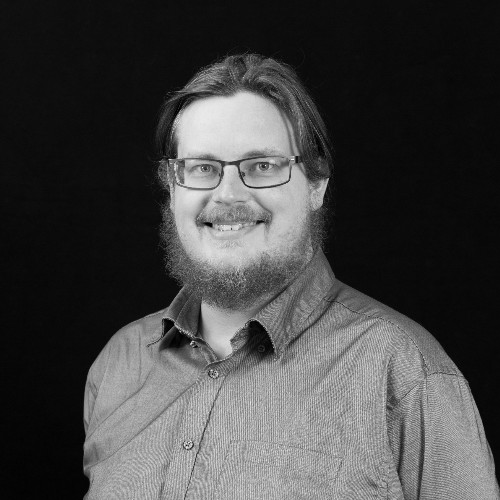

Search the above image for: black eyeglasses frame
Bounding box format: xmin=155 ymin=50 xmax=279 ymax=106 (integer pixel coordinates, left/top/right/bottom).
xmin=165 ymin=155 xmax=302 ymax=190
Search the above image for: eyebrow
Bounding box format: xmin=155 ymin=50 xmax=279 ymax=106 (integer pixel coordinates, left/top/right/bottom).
xmin=182 ymin=147 xmax=287 ymax=159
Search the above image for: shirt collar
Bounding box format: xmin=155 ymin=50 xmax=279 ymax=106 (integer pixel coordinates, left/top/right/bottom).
xmin=151 ymin=249 xmax=335 ymax=356
xmin=252 ymin=249 xmax=335 ymax=357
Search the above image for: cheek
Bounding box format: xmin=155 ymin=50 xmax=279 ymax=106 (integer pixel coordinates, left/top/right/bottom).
xmin=173 ymin=192 xmax=204 ymax=223
xmin=267 ymin=194 xmax=311 ymax=240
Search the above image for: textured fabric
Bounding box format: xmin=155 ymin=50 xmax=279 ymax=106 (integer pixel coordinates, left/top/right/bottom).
xmin=83 ymin=250 xmax=499 ymax=499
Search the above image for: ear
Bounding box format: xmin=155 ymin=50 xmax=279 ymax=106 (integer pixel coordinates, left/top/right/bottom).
xmin=309 ymin=177 xmax=329 ymax=211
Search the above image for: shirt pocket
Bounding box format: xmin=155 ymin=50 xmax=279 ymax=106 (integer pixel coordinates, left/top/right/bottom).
xmin=215 ymin=440 xmax=342 ymax=500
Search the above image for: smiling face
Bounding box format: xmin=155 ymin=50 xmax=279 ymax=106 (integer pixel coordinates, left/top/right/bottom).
xmin=164 ymin=91 xmax=328 ymax=308
xmin=171 ymin=91 xmax=327 ymax=267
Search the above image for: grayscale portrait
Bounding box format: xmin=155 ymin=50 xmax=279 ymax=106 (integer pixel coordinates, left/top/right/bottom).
xmin=82 ymin=54 xmax=499 ymax=499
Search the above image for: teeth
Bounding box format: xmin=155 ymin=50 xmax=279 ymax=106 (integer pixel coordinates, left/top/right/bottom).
xmin=213 ymin=222 xmax=257 ymax=232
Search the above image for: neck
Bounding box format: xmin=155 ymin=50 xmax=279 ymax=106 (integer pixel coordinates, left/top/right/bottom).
xmin=199 ymin=293 xmax=272 ymax=359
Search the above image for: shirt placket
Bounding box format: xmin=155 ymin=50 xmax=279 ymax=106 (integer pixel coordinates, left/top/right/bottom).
xmin=161 ymin=344 xmax=229 ymax=499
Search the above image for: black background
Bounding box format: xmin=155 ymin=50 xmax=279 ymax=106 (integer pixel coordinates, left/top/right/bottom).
xmin=2 ymin=0 xmax=499 ymax=496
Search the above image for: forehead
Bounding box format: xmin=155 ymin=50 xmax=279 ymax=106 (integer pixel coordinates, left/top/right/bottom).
xmin=175 ymin=91 xmax=299 ymax=158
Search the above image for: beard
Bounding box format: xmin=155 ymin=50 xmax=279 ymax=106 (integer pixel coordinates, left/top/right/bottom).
xmin=160 ymin=202 xmax=327 ymax=311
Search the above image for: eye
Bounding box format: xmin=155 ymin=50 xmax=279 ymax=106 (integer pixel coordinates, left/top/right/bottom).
xmin=186 ymin=163 xmax=217 ymax=176
xmin=198 ymin=164 xmax=213 ymax=173
xmin=256 ymin=162 xmax=274 ymax=172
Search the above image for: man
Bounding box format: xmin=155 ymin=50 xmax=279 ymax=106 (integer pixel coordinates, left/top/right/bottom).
xmin=83 ymin=54 xmax=499 ymax=499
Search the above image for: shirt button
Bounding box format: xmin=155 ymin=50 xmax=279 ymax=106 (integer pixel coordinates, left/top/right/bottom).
xmin=189 ymin=340 xmax=198 ymax=348
xmin=208 ymin=368 xmax=219 ymax=379
xmin=257 ymin=344 xmax=266 ymax=353
xmin=183 ymin=439 xmax=194 ymax=450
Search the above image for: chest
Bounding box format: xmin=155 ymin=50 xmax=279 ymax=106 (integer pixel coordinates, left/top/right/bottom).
xmin=85 ymin=345 xmax=396 ymax=499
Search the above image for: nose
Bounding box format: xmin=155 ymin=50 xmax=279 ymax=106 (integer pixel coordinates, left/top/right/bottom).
xmin=211 ymin=164 xmax=251 ymax=204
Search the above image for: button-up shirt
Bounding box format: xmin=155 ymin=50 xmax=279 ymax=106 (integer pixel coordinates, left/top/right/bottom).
xmin=83 ymin=250 xmax=499 ymax=499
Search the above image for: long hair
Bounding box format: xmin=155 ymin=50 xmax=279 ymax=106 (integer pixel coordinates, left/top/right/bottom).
xmin=156 ymin=53 xmax=333 ymax=189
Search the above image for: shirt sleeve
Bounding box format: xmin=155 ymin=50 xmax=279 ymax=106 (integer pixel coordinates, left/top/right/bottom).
xmin=83 ymin=370 xmax=97 ymax=435
xmin=83 ymin=341 xmax=112 ymax=436
xmin=388 ymin=373 xmax=500 ymax=500
xmin=387 ymin=372 xmax=499 ymax=499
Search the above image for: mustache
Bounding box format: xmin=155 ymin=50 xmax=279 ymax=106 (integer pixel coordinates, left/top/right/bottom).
xmin=196 ymin=206 xmax=272 ymax=225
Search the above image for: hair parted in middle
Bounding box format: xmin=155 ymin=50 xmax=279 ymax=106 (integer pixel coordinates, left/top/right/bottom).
xmin=156 ymin=53 xmax=334 ymax=190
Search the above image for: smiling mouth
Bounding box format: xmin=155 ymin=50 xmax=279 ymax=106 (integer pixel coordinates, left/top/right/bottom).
xmin=204 ymin=221 xmax=264 ymax=232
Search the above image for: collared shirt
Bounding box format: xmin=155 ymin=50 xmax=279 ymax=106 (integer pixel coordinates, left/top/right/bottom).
xmin=83 ymin=250 xmax=499 ymax=499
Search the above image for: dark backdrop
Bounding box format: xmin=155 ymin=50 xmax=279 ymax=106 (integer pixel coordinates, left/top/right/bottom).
xmin=3 ymin=0 xmax=499 ymax=496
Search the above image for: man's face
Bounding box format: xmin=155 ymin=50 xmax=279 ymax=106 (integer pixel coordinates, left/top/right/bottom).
xmin=170 ymin=91 xmax=328 ymax=274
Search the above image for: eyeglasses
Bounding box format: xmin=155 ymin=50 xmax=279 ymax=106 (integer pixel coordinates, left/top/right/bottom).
xmin=166 ymin=156 xmax=302 ymax=190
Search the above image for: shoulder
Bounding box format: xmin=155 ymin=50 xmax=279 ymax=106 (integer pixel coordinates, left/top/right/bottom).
xmin=326 ymin=278 xmax=461 ymax=375
xmin=108 ymin=307 xmax=166 ymax=350
xmin=86 ymin=308 xmax=167 ymax=391
xmin=83 ymin=308 xmax=166 ymax=436
xmin=322 ymin=279 xmax=464 ymax=404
